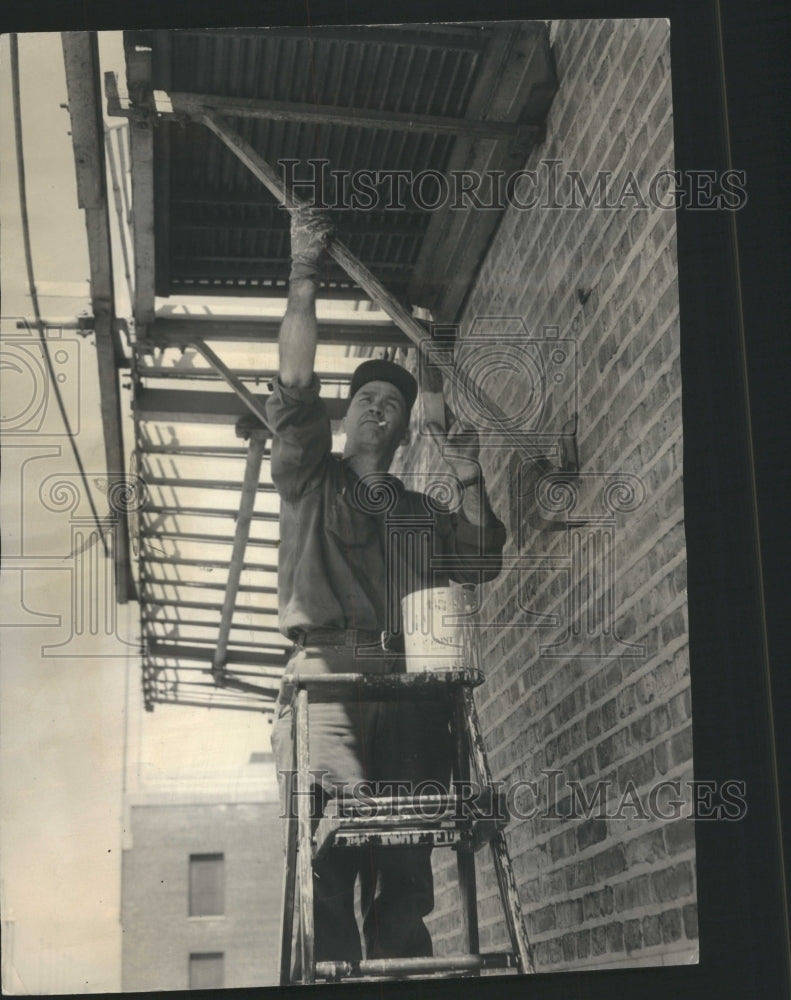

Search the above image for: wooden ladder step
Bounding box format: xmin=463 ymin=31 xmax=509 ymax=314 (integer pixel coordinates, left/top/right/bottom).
xmin=314 ymin=790 xmax=508 ymax=858
xmin=315 ymin=951 xmax=518 ymax=980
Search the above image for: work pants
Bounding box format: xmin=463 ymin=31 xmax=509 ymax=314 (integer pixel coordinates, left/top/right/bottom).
xmin=271 ymin=644 xmax=452 ymax=963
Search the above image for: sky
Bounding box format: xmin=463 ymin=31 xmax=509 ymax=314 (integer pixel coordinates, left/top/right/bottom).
xmin=0 ymin=32 xmax=273 ymax=995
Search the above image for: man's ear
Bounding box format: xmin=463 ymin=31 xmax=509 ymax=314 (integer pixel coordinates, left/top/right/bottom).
xmin=400 ymin=425 xmax=412 ymax=447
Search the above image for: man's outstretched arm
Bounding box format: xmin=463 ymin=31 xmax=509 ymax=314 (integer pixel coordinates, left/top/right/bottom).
xmin=278 ymin=208 xmax=331 ymax=387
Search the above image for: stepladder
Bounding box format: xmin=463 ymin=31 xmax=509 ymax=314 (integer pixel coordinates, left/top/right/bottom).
xmin=276 ymin=667 xmax=535 ymax=984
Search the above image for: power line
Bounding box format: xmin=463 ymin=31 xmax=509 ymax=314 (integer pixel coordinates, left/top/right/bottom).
xmin=10 ymin=33 xmax=110 ymax=556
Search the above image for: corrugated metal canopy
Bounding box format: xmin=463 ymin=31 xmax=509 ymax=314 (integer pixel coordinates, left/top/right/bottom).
xmin=127 ymin=22 xmax=556 ymax=316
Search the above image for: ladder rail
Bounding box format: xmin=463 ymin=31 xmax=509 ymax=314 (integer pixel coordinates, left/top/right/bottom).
xmin=280 ymin=670 xmax=534 ymax=983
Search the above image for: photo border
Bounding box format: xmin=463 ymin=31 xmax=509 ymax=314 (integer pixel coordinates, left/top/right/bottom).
xmin=1 ymin=0 xmax=787 ymax=997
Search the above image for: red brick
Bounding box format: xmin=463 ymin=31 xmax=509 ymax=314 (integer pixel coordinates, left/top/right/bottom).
xmin=660 ymin=908 xmax=683 ymax=943
xmin=556 ymin=898 xmax=584 ymax=929
xmin=625 ymin=829 xmax=666 ymax=867
xmin=607 ymin=921 xmax=625 ymax=952
xmin=624 ymin=918 xmax=643 ymax=953
xmin=617 ymin=748 xmax=655 ymax=790
xmin=683 ymin=903 xmax=699 ymax=939
xmin=531 ymin=904 xmax=557 ymax=934
xmin=565 ymin=857 xmax=596 ymax=891
xmin=583 ymin=886 xmax=615 ymax=920
xmin=577 ymin=818 xmax=608 ymax=851
xmin=663 ymin=818 xmax=696 ymax=856
xmin=594 ymin=845 xmax=627 ymax=880
xmin=670 ymin=725 xmax=694 ymax=766
xmin=549 ymin=827 xmax=578 ymax=863
xmin=642 ymin=913 xmax=662 ymax=946
xmin=591 ymin=924 xmax=608 ymax=956
xmin=614 ymin=874 xmax=652 ymax=912
xmin=650 ymin=862 xmax=695 ymax=903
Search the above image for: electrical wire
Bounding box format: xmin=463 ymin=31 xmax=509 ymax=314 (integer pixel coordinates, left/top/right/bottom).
xmin=9 ymin=33 xmax=110 ymax=556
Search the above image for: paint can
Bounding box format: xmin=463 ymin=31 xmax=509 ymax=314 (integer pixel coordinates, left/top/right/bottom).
xmin=401 ymin=585 xmax=475 ymax=672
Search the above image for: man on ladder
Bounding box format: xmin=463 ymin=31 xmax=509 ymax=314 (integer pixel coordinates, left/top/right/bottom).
xmin=267 ymin=207 xmax=507 ymax=967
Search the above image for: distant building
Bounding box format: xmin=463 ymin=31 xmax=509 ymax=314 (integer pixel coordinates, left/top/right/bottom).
xmin=121 ymin=756 xmax=283 ymax=991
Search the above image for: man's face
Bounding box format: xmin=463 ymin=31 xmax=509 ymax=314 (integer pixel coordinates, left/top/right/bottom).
xmin=344 ymin=379 xmax=410 ymax=454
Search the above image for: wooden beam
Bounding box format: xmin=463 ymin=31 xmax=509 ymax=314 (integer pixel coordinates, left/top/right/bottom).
xmin=194 ymin=112 xmax=553 ymax=464
xmin=61 ymin=31 xmax=133 ymax=604
xmin=146 ymin=314 xmax=409 ymax=348
xmin=200 ymin=111 xmax=431 ymax=349
xmin=167 ymin=91 xmax=535 ymax=144
xmin=124 ymin=32 xmax=156 ymax=328
xmin=134 ymin=387 xmax=346 ymax=423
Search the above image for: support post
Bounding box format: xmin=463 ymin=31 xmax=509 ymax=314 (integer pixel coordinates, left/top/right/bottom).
xmin=211 ymin=429 xmax=268 ymax=679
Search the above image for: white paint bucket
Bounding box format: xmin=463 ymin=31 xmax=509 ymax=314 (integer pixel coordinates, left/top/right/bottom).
xmin=401 ymin=585 xmax=474 ymax=672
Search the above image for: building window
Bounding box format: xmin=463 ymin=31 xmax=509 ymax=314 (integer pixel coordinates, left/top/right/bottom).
xmin=188 ymin=854 xmax=224 ymax=917
xmin=188 ymin=952 xmax=224 ymax=989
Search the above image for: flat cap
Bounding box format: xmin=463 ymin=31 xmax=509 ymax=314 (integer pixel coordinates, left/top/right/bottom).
xmin=349 ymin=359 xmax=418 ymax=415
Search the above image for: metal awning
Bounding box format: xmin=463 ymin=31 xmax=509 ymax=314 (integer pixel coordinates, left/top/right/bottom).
xmin=66 ymin=22 xmax=557 ymax=713
xmin=120 ymin=23 xmax=556 ymax=321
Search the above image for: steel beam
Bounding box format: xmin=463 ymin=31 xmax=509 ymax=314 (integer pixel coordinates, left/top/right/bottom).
xmin=62 ymin=31 xmax=133 ymax=603
xmin=137 ymin=365 xmax=352 ymax=383
xmin=138 ymin=444 xmax=252 ymax=456
xmin=135 ymin=387 xmax=346 ymax=424
xmin=148 ymin=641 xmax=286 ymax=670
xmin=146 ymin=315 xmax=409 ymax=348
xmin=141 ymin=529 xmax=279 ymax=548
xmin=142 ymin=504 xmax=279 ymax=521
xmin=141 ymin=615 xmax=282 ymax=635
xmin=141 ymin=475 xmax=277 ymax=492
xmin=141 ymin=554 xmax=277 ymax=572
xmin=123 ymin=33 xmax=156 ymax=328
xmin=141 ymin=596 xmax=278 ymax=615
xmin=142 ymin=577 xmax=277 ymax=595
xmin=168 ymin=91 xmax=534 ymax=143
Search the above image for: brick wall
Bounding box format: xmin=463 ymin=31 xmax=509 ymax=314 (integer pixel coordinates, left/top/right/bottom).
xmin=121 ymin=800 xmax=283 ymax=990
xmin=396 ymin=18 xmax=695 ymax=972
